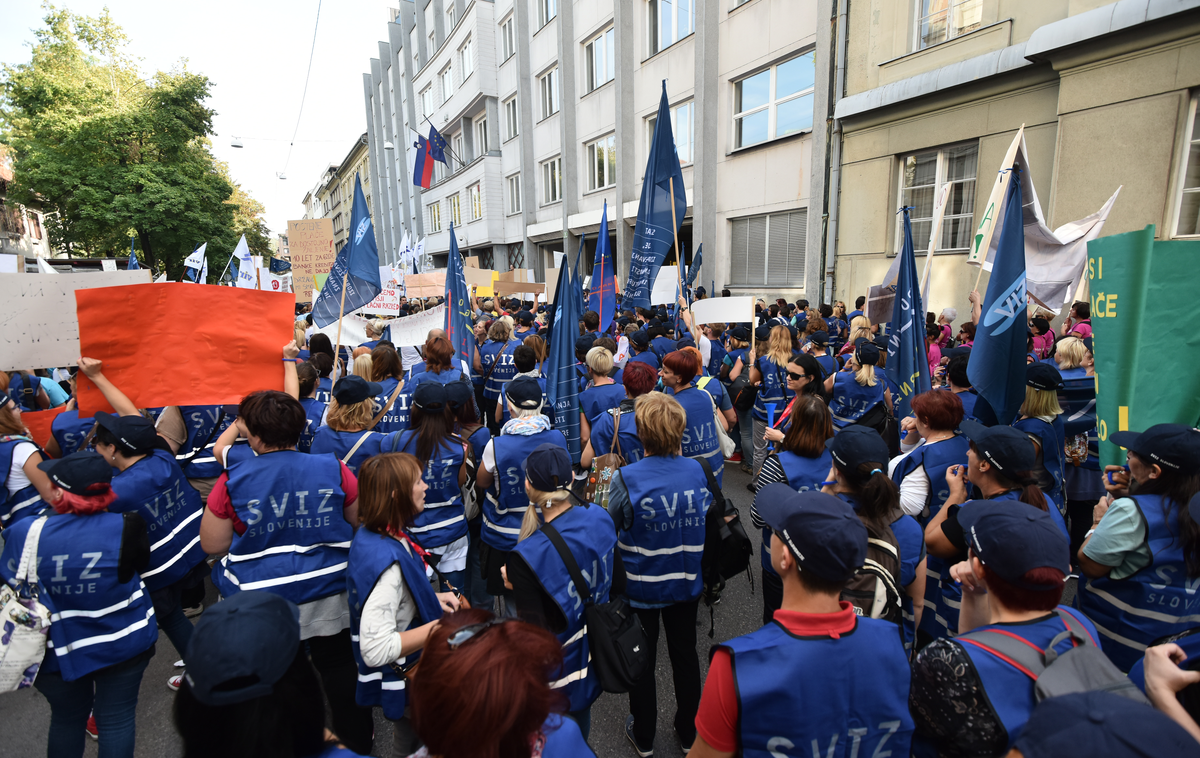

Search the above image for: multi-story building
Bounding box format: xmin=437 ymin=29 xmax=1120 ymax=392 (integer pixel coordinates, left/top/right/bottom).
xmin=812 ymin=0 xmax=1200 ymax=319
xmin=300 ymin=135 xmax=374 ymax=253
xmin=0 ymin=145 xmax=54 ymax=261
xmin=364 ymin=0 xmax=822 ymax=296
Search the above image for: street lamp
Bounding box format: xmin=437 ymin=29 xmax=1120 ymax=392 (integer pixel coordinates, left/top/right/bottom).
xmin=384 ymin=141 xmax=395 ymax=150
xmin=231 ymin=136 xmax=244 ymax=148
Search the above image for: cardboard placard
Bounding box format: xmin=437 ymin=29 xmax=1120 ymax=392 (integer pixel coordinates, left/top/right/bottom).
xmin=288 ymin=218 xmax=336 ymax=303
xmin=463 ymin=267 xmax=495 ymax=289
xmin=492 ymin=281 xmax=545 ymax=297
xmin=464 ymin=256 xmax=480 ymax=269
xmin=404 ymin=271 xmax=446 ymax=298
xmin=387 ymin=305 xmax=447 ymax=346
xmin=545 ymin=267 xmax=560 ymax=304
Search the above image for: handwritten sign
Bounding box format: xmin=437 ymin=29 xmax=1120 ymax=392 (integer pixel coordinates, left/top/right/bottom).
xmin=288 ymin=218 xmax=336 ymax=304
xmin=387 ymin=305 xmax=447 ymax=346
xmin=364 ymin=265 xmax=401 ymax=315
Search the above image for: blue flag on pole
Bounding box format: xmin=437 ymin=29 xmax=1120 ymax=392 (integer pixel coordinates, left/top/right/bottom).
xmin=548 ymin=238 xmax=584 ymax=463
xmin=885 ymin=208 xmax=932 ymax=420
xmin=587 ymin=202 xmax=616 ymax=334
xmin=623 ymin=82 xmax=687 ymax=310
xmin=312 ymin=175 xmax=382 ymax=327
xmin=968 ymin=167 xmax=1028 ymax=425
xmin=128 ymin=237 xmax=139 ymax=270
xmin=444 ymin=223 xmax=475 ymax=378
xmin=428 ymin=125 xmax=449 ymax=165
xmin=269 ymin=257 xmax=291 ymax=274
xmin=686 ymin=244 xmax=702 ymax=288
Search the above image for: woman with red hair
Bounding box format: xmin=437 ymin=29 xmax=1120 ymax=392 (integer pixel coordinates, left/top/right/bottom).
xmin=660 ymin=350 xmax=730 ymax=486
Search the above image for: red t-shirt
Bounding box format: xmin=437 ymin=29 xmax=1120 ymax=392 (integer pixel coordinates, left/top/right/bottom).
xmin=205 ymin=461 xmax=358 ymax=535
xmin=695 ymin=602 xmax=859 ymax=753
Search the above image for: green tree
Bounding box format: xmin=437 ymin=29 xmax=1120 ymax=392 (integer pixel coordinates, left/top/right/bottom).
xmin=1 ymin=5 xmax=266 ymax=280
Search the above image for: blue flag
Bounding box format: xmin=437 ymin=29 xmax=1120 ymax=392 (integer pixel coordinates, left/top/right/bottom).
xmin=968 ymin=168 xmax=1028 ymax=425
xmin=128 ymin=237 xmax=139 ymax=270
xmin=269 ymin=257 xmax=291 ymax=274
xmin=428 ymin=125 xmax=449 ymax=165
xmin=548 ymin=238 xmax=584 ymax=463
xmin=885 ymin=208 xmax=932 ymax=420
xmin=444 ymin=223 xmax=474 ymax=378
xmin=312 ymin=175 xmax=382 ymax=327
xmin=587 ymin=202 xmax=616 ymax=334
xmin=623 ymin=82 xmax=687 ymax=310
xmin=686 ymin=244 xmax=702 ymax=288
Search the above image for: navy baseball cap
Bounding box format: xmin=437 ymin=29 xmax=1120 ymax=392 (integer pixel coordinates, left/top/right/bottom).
xmin=332 ymin=375 xmax=382 ymax=405
xmin=37 ymin=451 xmax=113 ymax=493
xmin=629 ymin=330 xmax=650 ymax=349
xmin=94 ymin=412 xmax=159 ymax=454
xmin=809 ymin=330 xmax=829 ymax=346
xmin=184 ymin=591 xmax=301 ymax=707
xmin=413 ymin=381 xmax=448 ymax=411
xmin=1026 ymin=362 xmax=1064 ymax=390
xmin=960 ymin=419 xmax=1037 ymax=473
xmin=506 ymin=376 xmax=543 ymax=410
xmin=676 ymin=337 xmax=696 ymax=350
xmin=959 ymin=500 xmax=1068 ymax=589
xmin=575 ymin=335 xmax=596 ymax=354
xmin=522 ymin=443 xmax=572 ymax=493
xmin=516 ymin=310 xmax=534 ymax=325
xmin=1109 ymin=424 xmax=1200 ymax=472
xmin=1014 ymin=691 xmax=1198 ymax=758
xmin=855 ymin=340 xmax=881 ymax=366
xmin=756 ymin=486 xmax=867 ymax=584
xmin=826 ymin=426 xmax=890 ymax=472
xmin=445 ymin=380 xmax=474 ymax=410
xmin=0 ymin=390 xmax=13 ymax=412
xmin=754 ymin=325 xmax=772 ymax=342
xmin=729 ymin=326 xmax=748 ymax=341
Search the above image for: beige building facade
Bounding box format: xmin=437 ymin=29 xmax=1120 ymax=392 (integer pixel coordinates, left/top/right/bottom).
xmin=302 ymin=135 xmax=373 ymax=254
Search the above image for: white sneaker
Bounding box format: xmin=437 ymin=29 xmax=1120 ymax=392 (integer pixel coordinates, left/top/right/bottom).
xmin=167 ymin=674 xmax=183 ymax=692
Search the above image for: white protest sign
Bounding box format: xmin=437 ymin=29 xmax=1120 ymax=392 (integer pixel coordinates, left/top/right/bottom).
xmin=316 ymin=314 xmax=371 ymax=348
xmin=387 ymin=304 xmax=446 ymax=347
xmin=0 ymin=271 xmax=153 ymax=371
xmin=1 ymin=255 xmax=20 ymax=274
xmin=690 ymin=296 xmax=755 ymax=327
xmin=260 ymin=271 xmax=290 ymax=293
xmin=100 ymin=259 xmax=117 ymax=272
xmin=650 ymin=265 xmax=679 ymax=305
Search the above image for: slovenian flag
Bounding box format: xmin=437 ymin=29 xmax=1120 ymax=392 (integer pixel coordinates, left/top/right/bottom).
xmin=412 ymin=135 xmax=435 ymax=189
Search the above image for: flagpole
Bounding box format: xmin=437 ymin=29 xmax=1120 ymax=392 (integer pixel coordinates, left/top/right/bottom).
xmin=332 ymin=269 xmax=350 ymax=376
xmin=669 ymin=177 xmax=685 ymax=330
xmin=218 ymin=253 xmax=235 ymax=285
xmin=421 ymin=115 xmax=468 ymax=169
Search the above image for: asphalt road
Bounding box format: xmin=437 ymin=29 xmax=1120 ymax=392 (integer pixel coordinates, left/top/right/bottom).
xmin=1 ymin=462 xmax=766 ymax=758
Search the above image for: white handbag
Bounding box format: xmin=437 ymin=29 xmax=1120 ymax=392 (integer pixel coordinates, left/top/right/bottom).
xmin=700 ymin=381 xmax=737 ymax=459
xmin=0 ymin=516 xmax=52 ymax=692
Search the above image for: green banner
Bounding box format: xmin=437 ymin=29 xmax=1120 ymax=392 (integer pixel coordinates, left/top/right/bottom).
xmin=1088 ymin=225 xmax=1200 ymax=467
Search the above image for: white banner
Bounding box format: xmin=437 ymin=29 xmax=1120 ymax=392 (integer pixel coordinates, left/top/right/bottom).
xmin=650 ymin=265 xmax=679 ymax=306
xmin=260 ymin=271 xmax=290 ymax=293
xmin=316 ymin=314 xmax=371 ymax=349
xmin=690 ymin=296 xmax=755 ymax=327
xmin=233 ymin=235 xmax=256 ymax=289
xmin=386 ymin=304 xmax=446 ymax=347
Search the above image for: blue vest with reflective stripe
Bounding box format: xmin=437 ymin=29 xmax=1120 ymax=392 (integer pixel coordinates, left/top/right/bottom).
xmin=480 ymin=339 xmax=521 ymax=400
xmin=213 ymin=451 xmax=351 ymax=604
xmin=178 ymin=405 xmax=237 ymax=479
xmin=500 ymin=376 xmax=548 ymax=424
xmin=346 ymin=528 xmax=443 ymax=719
xmin=315 ymin=377 xmax=333 ymax=405
xmin=675 ymin=386 xmax=724 ymax=487
xmin=384 ymin=431 xmax=468 ymax=548
xmin=109 ymin=449 xmax=205 ymax=592
xmin=513 ymin=504 xmax=617 ymax=711
xmin=0 ymin=436 xmax=49 ymax=527
xmin=708 ymin=341 xmax=728 ymax=379
xmin=1058 ymin=371 xmax=1099 ymax=470
xmin=721 ymin=616 xmax=914 ymax=758
xmin=588 ymin=407 xmax=643 ymax=464
xmin=651 ymin=336 xmax=675 ymax=362
xmin=1 ymin=512 xmax=157 ymax=681
xmin=1012 ymin=416 xmax=1065 ymax=509
xmin=308 ymin=427 xmax=386 ymax=474
xmin=814 ymin=353 xmax=839 ymax=380
xmin=579 ymin=383 xmax=626 ymax=424
xmin=482 ymin=430 xmax=567 ymax=551
xmin=760 ymin=450 xmax=832 ymax=575
xmin=753 ymin=357 xmax=794 ymax=422
xmin=618 ymin=456 xmax=712 ymax=606
xmin=1076 ymin=494 xmax=1197 ymax=672
xmin=829 ymin=373 xmax=886 ymax=428
xmin=298 ymin=397 xmax=326 ymax=453
xmin=541 ymin=713 xmax=596 ymax=757
xmin=955 ymin=388 xmax=983 ymax=422
xmin=51 ymin=410 xmax=95 ymax=457
xmin=371 ymin=378 xmax=408 ymax=434
xmin=8 ymin=373 xmax=43 ymax=411
xmin=890 ymin=436 xmax=971 ymax=524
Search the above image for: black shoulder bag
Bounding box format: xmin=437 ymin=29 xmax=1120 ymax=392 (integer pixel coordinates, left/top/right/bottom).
xmin=696 ymin=457 xmax=752 ymax=584
xmin=541 ymin=519 xmax=649 ymax=694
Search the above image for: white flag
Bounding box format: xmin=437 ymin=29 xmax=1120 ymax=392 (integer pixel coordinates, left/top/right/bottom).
xmin=37 ymin=257 xmax=58 ymax=274
xmin=233 ymin=235 xmax=256 ymax=289
xmin=413 ymin=237 xmax=425 ymax=270
xmin=184 ymin=242 xmax=207 ymax=283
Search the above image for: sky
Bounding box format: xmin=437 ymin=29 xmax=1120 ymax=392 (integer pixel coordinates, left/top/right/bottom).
xmin=1 ymin=0 xmax=397 ymax=237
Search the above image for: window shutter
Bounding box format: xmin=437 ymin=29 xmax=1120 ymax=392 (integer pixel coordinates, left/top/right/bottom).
xmin=787 ymin=210 xmax=807 ymax=282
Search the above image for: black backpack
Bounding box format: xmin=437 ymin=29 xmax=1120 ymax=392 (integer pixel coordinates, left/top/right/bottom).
xmin=697 ymin=457 xmax=752 ymax=584
xmin=841 ymin=515 xmax=904 ymax=631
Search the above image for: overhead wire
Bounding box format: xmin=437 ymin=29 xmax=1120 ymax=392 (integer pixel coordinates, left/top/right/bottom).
xmin=279 ymin=0 xmax=323 ymax=177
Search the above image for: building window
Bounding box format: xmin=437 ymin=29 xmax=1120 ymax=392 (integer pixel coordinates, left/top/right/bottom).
xmin=538 ymin=0 xmax=557 ymax=29
xmin=446 ymin=2 xmax=456 ymax=31
xmin=459 ymin=39 xmax=474 ymax=81
xmin=733 ymin=51 xmax=815 ymax=149
xmin=586 ymin=134 xmax=617 ymax=191
xmin=440 ymin=66 xmax=455 ymax=103
xmin=469 ymin=183 xmax=483 ymax=220
xmin=28 ymin=212 xmax=42 ymax=240
xmin=507 ymin=174 xmax=522 ymax=214
xmin=429 ymin=30 xmax=437 ymax=56
xmin=542 ymin=157 xmax=562 ymax=204
xmin=649 ymin=0 xmax=694 ymax=56
xmin=898 ymin=143 xmax=978 ymax=253
xmin=475 ymin=116 xmax=489 ymax=156
xmin=428 ymin=202 xmax=442 ymax=232
xmin=586 ymin=28 xmax=615 ymax=93
xmin=449 ymin=194 xmax=462 ymax=227
xmin=540 ymin=68 xmax=560 ymax=119
xmin=453 ymin=133 xmax=464 ymax=167
xmin=504 ymin=97 xmax=519 ymax=141
xmin=729 ymin=210 xmax=807 ymax=287
xmin=433 ymin=158 xmax=448 ymax=183
xmin=421 ymin=87 xmax=434 ymax=118
xmin=647 ymin=100 xmax=695 ymax=166
xmin=916 ymin=0 xmax=983 ymax=51
xmin=501 ymin=16 xmax=516 ymax=61
xmin=732 ymin=0 xmax=753 ymax=7
xmin=1175 ymin=95 xmax=1200 ymax=236
xmin=410 ymin=28 xmax=419 ymax=68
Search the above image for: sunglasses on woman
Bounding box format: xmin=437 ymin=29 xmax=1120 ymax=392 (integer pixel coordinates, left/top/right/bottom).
xmin=787 ymin=371 xmax=809 ymax=381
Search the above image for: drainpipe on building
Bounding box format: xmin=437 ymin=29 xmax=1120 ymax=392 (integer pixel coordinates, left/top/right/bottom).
xmin=822 ymin=0 xmax=849 ymax=304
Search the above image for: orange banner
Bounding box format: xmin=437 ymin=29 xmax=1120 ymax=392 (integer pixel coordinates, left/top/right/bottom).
xmin=21 ymin=407 xmax=66 ymax=453
xmin=75 ymin=283 xmax=296 ymax=413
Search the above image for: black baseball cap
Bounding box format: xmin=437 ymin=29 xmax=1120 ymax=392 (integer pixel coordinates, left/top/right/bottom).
xmin=37 ymin=451 xmax=113 ymax=493
xmin=506 ymin=376 xmax=543 ymax=410
xmin=959 ymin=500 xmax=1068 ymax=589
xmin=676 ymin=337 xmax=696 ymax=350
xmin=522 ymin=443 xmax=572 ymax=493
xmin=184 ymin=591 xmax=301 ymax=706
xmin=413 ymin=381 xmax=448 ymax=411
xmin=1109 ymin=424 xmax=1200 ymax=471
xmin=629 ymin=330 xmax=650 ymax=349
xmin=1026 ymin=362 xmax=1064 ymax=390
xmin=826 ymin=426 xmax=890 ymax=472
xmin=94 ymin=412 xmax=159 ymax=454
xmin=729 ymin=326 xmax=748 ymax=341
xmin=855 ymin=340 xmax=880 ymax=366
xmin=0 ymin=390 xmax=13 ymax=412
xmin=332 ymin=375 xmax=382 ymax=405
xmin=516 ymin=310 xmax=534 ymax=325
xmin=445 ymin=380 xmax=473 ymax=410
xmin=756 ymin=486 xmax=867 ymax=584
xmin=960 ymin=419 xmax=1037 ymax=472
xmin=575 ymin=335 xmax=596 ymax=354
xmin=1014 ymin=691 xmax=1198 ymax=758
xmin=754 ymin=325 xmax=772 ymax=342
xmin=809 ymin=330 xmax=829 ymax=346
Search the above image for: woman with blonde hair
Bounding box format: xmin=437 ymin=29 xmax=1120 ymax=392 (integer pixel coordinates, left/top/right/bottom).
xmin=352 ymin=352 xmax=373 ymax=380
xmin=741 ymin=325 xmax=798 ymax=473
xmin=839 ymin=315 xmax=873 ymax=357
xmin=476 ymin=317 xmax=522 ymax=434
xmin=1054 ymin=335 xmax=1089 ymax=372
xmin=523 ymin=333 xmax=548 ymax=376
xmin=825 ymin=339 xmax=892 ymax=430
xmin=310 ymin=375 xmax=388 ymax=473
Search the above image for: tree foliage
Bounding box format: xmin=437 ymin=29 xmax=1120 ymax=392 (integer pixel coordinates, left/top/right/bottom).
xmin=1 ymin=5 xmax=269 ymax=279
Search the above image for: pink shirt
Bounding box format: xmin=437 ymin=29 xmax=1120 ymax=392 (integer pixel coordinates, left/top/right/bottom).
xmin=1068 ymin=320 xmax=1092 ymax=339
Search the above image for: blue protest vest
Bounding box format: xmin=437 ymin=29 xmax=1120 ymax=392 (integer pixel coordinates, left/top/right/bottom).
xmin=482 ymin=429 xmax=568 ymax=551
xmin=0 ymin=512 xmax=157 ymax=682
xmin=760 ymin=450 xmax=832 ymax=575
xmin=51 ymin=410 xmax=96 ymax=457
xmin=954 ymin=388 xmax=983 ymax=422
xmin=109 ymin=449 xmax=205 ymax=592
xmin=213 ymin=451 xmax=352 ymax=604
xmin=480 ymin=338 xmax=521 ymax=401
xmin=359 ymin=340 xmax=380 ymax=352
xmin=309 ymin=427 xmax=386 ymax=474
xmin=513 ymin=504 xmax=617 ymax=711
xmin=465 ymin=424 xmax=491 ymax=464
xmin=1058 ymin=371 xmax=1099 ymax=471
xmin=829 ymin=372 xmax=886 ymax=428
xmin=576 ymin=363 xmax=590 ymax=394
xmin=956 ymin=607 xmax=1100 ymax=750
xmin=673 ymin=386 xmax=725 ymax=486
xmin=720 ymin=616 xmax=914 ymax=758
xmin=707 ymin=341 xmax=728 ymax=379
xmin=1012 ymin=416 xmax=1065 ymax=509
xmin=579 ymin=382 xmax=626 ymax=424
xmin=8 ymin=373 xmax=43 ymax=411
xmin=723 ymin=348 xmax=748 ymax=383
xmin=500 ymin=375 xmax=548 ymax=424
xmin=315 ymin=377 xmax=333 ymax=405
xmin=0 ymin=436 xmax=49 ymax=527
xmin=370 ymin=377 xmax=408 ymax=434
xmin=540 ymin=713 xmax=596 ymax=757
xmin=753 ymin=356 xmax=795 ymax=423
xmin=298 ymin=397 xmax=327 ymax=454
xmin=384 ymin=431 xmax=468 ymax=548
xmin=405 ymin=360 xmax=427 ymax=377
xmin=589 ymin=406 xmax=643 ymax=464
xmin=346 ymin=529 xmax=443 ymax=719
xmin=1076 ymin=494 xmax=1198 ymax=672
xmin=628 ymin=351 xmax=660 ymax=370
xmin=1128 ymin=627 xmax=1200 ymax=693
xmin=178 ymin=405 xmax=237 ymax=479
xmin=814 ymin=353 xmax=839 ymax=380
xmin=651 ymin=336 xmax=676 ymax=362
xmin=617 ymin=456 xmax=712 ymax=606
